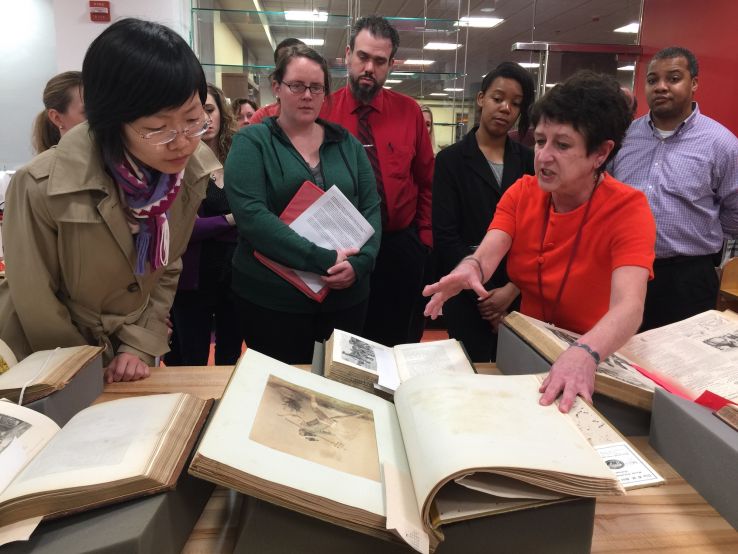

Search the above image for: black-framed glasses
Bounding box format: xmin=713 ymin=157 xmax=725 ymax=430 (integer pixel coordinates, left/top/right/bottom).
xmin=128 ymin=115 xmax=212 ymax=146
xmin=282 ymin=81 xmax=325 ymax=95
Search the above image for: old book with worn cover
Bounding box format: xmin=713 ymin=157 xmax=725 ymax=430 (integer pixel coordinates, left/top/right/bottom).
xmin=0 ymin=392 xmax=211 ymax=530
xmin=0 ymin=344 xmax=103 ymax=405
xmin=503 ymin=309 xmax=738 ymax=410
xmin=189 ymin=349 xmax=623 ymax=554
xmin=324 ymin=329 xmax=475 ymax=395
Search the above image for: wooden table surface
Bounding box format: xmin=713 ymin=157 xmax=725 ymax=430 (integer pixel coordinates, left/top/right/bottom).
xmin=99 ymin=365 xmax=738 ymax=553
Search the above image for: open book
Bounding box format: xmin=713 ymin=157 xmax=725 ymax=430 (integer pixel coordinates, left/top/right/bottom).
xmin=0 ymin=344 xmax=103 ymax=405
xmin=503 ymin=310 xmax=738 ymax=409
xmin=324 ymin=329 xmax=475 ymax=394
xmin=0 ymin=392 xmax=211 ymax=528
xmin=189 ymin=349 xmax=623 ymax=554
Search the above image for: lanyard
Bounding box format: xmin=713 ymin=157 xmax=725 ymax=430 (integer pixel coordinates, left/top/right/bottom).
xmin=536 ymin=185 xmax=598 ymax=325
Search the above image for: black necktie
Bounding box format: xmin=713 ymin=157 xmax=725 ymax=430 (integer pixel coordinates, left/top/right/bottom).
xmin=356 ymin=105 xmax=388 ymax=227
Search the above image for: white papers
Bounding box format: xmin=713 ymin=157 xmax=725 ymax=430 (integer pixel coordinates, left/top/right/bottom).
xmin=0 ymin=517 xmax=42 ymax=547
xmin=595 ymin=442 xmax=663 ymax=488
xmin=290 ymin=186 xmax=375 ymax=292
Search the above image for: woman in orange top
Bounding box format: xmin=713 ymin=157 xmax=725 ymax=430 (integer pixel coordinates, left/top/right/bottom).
xmin=424 ymin=71 xmax=656 ymax=413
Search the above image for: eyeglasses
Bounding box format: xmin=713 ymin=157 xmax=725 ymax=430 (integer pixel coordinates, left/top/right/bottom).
xmin=128 ymin=115 xmax=212 ymax=146
xmin=281 ymin=81 xmax=326 ymax=95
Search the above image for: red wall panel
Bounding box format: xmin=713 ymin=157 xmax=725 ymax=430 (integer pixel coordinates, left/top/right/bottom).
xmin=635 ymin=0 xmax=738 ymax=134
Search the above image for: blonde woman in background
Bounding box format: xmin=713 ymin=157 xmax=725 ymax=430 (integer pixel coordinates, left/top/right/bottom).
xmin=32 ymin=71 xmax=85 ymax=153
xmin=419 ymin=104 xmax=437 ymax=153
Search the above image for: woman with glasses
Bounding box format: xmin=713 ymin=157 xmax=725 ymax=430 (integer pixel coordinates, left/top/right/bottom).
xmin=0 ymin=19 xmax=219 ymax=382
xmin=166 ymin=84 xmax=243 ymax=366
xmin=225 ymin=45 xmax=381 ymax=364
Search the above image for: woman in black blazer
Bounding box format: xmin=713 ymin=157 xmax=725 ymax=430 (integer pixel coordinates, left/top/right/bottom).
xmin=433 ymin=62 xmax=535 ymax=361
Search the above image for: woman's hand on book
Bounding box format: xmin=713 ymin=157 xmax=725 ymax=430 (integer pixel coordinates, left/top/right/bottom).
xmin=104 ymin=353 xmax=151 ymax=383
xmin=538 ymin=347 xmax=596 ymax=413
xmin=322 ymin=248 xmax=359 ymax=289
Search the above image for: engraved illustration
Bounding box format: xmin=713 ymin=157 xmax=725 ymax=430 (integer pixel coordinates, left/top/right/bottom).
xmin=0 ymin=414 xmax=31 ymax=454
xmin=340 ymin=336 xmax=378 ymax=371
xmin=704 ymin=333 xmax=738 ymax=352
xmin=250 ymin=375 xmax=381 ymax=481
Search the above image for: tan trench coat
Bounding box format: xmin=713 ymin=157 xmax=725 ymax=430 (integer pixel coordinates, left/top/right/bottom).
xmin=0 ymin=123 xmax=221 ymax=365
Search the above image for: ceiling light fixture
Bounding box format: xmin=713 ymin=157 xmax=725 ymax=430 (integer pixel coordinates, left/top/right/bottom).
xmin=617 ymin=64 xmax=635 ymax=71
xmin=402 ymin=59 xmax=435 ymax=66
xmin=443 ymin=88 xmax=464 ymax=92
xmin=424 ymin=42 xmax=462 ymax=50
xmin=285 ymin=10 xmax=329 ymax=22
xmin=299 ymin=38 xmax=325 ymax=46
xmin=429 ymin=92 xmax=448 ymax=96
xmin=519 ymin=62 xmax=540 ymax=69
xmin=456 ymin=16 xmax=503 ymax=28
xmin=385 ymin=79 xmax=403 ymax=84
xmin=614 ymin=23 xmax=639 ymax=33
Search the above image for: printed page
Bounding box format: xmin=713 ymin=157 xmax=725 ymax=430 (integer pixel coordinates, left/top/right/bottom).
xmin=194 ymin=349 xmax=420 ymax=524
xmin=0 ymin=346 xmax=90 ymax=389
xmin=619 ymin=310 xmax=738 ymax=400
xmin=331 ymin=329 xmax=398 ymax=389
xmin=0 ymin=393 xmax=184 ymax=503
xmin=289 ymin=186 xmax=375 ymax=293
xmin=394 ymin=373 xmax=618 ymax=523
xmin=0 ymin=401 xmax=59 ymax=494
xmin=393 ymin=340 xmax=473 ymax=385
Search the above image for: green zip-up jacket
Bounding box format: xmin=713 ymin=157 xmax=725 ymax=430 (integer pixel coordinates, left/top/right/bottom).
xmin=225 ymin=116 xmax=381 ymax=313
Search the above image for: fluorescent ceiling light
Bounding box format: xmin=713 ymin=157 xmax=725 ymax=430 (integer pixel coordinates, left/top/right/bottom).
xmin=519 ymin=62 xmax=540 ymax=69
xmin=545 ymin=83 xmax=557 ymax=88
xmin=285 ymin=10 xmax=329 ymax=22
xmin=443 ymin=87 xmax=464 ymax=92
xmin=385 ymin=79 xmax=403 ymax=84
xmin=392 ymin=72 xmax=415 ymax=76
xmin=424 ymin=42 xmax=462 ymax=50
xmin=456 ymin=16 xmax=503 ymax=28
xmin=617 ymin=64 xmax=635 ymax=71
xmin=429 ymin=92 xmax=448 ymax=96
xmin=402 ymin=59 xmax=435 ymax=66
xmin=614 ymin=22 xmax=639 ymax=33
xmin=383 ymin=86 xmax=392 ymax=89
xmin=299 ymin=38 xmax=325 ymax=46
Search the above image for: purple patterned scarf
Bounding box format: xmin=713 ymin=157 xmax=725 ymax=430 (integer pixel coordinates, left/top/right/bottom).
xmin=106 ymin=151 xmax=184 ymax=275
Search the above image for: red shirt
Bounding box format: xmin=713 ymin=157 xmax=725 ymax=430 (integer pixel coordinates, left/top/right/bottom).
xmin=250 ymin=102 xmax=280 ymax=125
xmin=321 ymin=86 xmax=434 ymax=246
xmin=490 ymin=173 xmax=655 ymax=334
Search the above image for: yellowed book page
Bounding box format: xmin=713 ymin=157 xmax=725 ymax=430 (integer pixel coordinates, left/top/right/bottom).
xmin=394 ymin=340 xmax=473 ymax=384
xmin=0 ymin=339 xmax=18 ymax=374
xmin=194 ymin=349 xmax=418 ymax=522
xmin=0 ymin=401 xmax=60 ymax=494
xmin=0 ymin=393 xmax=184 ymax=503
xmin=0 ymin=346 xmax=89 ymax=389
xmin=619 ymin=310 xmax=738 ymax=400
xmin=394 ymin=373 xmax=618 ymax=516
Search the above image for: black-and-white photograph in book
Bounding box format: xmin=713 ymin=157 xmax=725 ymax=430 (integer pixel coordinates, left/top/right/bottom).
xmin=0 ymin=413 xmax=31 ymax=454
xmin=703 ymin=333 xmax=738 ymax=352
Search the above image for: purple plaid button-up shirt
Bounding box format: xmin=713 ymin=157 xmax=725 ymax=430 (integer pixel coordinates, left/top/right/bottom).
xmin=611 ymin=103 xmax=738 ymax=258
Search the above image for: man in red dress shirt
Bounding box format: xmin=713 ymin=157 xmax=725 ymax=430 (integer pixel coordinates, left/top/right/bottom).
xmin=321 ymin=15 xmax=435 ymax=346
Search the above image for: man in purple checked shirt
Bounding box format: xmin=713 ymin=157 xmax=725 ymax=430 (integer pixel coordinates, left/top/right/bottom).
xmin=611 ymin=46 xmax=738 ymax=330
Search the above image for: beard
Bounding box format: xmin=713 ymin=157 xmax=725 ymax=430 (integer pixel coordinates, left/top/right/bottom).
xmin=349 ymin=72 xmax=382 ymax=104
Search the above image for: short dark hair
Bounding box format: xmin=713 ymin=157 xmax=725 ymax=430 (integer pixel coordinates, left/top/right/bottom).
xmin=82 ymin=18 xmax=207 ymax=163
xmin=274 ymin=38 xmax=305 ymax=64
xmin=481 ymin=62 xmax=536 ymax=138
xmin=272 ymin=45 xmax=331 ymax=98
xmin=349 ymin=15 xmax=400 ymax=59
xmin=231 ymin=97 xmax=259 ymax=114
xmin=651 ymin=46 xmax=699 ymax=77
xmin=531 ymin=70 xmax=631 ymax=171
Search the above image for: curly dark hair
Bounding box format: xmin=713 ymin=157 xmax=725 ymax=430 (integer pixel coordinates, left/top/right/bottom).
xmin=481 ymin=62 xmax=536 ymax=138
xmin=206 ymin=84 xmax=237 ymax=164
xmin=531 ymin=70 xmax=631 ymax=172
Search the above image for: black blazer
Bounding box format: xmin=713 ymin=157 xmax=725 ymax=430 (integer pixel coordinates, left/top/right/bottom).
xmin=433 ymin=127 xmax=534 ymax=286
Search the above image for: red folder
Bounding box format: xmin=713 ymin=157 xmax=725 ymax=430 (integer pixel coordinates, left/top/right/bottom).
xmin=253 ymin=181 xmax=330 ymax=302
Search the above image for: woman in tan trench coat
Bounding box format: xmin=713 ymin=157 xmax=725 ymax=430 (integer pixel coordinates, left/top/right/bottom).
xmin=0 ymin=19 xmax=220 ymax=382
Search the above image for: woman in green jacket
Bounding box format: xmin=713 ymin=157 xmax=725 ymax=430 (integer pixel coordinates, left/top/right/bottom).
xmin=225 ymin=45 xmax=381 ymax=364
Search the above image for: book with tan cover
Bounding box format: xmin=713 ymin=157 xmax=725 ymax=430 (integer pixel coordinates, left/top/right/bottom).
xmin=0 ymin=392 xmax=211 ymax=530
xmin=0 ymin=344 xmax=103 ymax=405
xmin=189 ymin=349 xmax=623 ymax=554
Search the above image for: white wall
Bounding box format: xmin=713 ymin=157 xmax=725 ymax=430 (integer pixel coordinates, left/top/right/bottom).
xmin=0 ymin=0 xmax=191 ymax=169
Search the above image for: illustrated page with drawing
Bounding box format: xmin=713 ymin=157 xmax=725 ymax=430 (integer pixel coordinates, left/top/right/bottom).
xmin=0 ymin=392 xmax=210 ymax=527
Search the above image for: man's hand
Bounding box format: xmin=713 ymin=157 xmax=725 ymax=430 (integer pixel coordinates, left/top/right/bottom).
xmin=477 ymin=283 xmax=519 ymax=328
xmin=538 ymin=346 xmax=597 ymax=413
xmin=104 ymin=353 xmax=151 ymax=384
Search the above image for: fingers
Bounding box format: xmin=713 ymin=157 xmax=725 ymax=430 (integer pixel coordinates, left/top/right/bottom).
xmin=424 ymin=293 xmax=445 ymax=319
xmin=104 ymin=354 xmax=150 ymax=383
